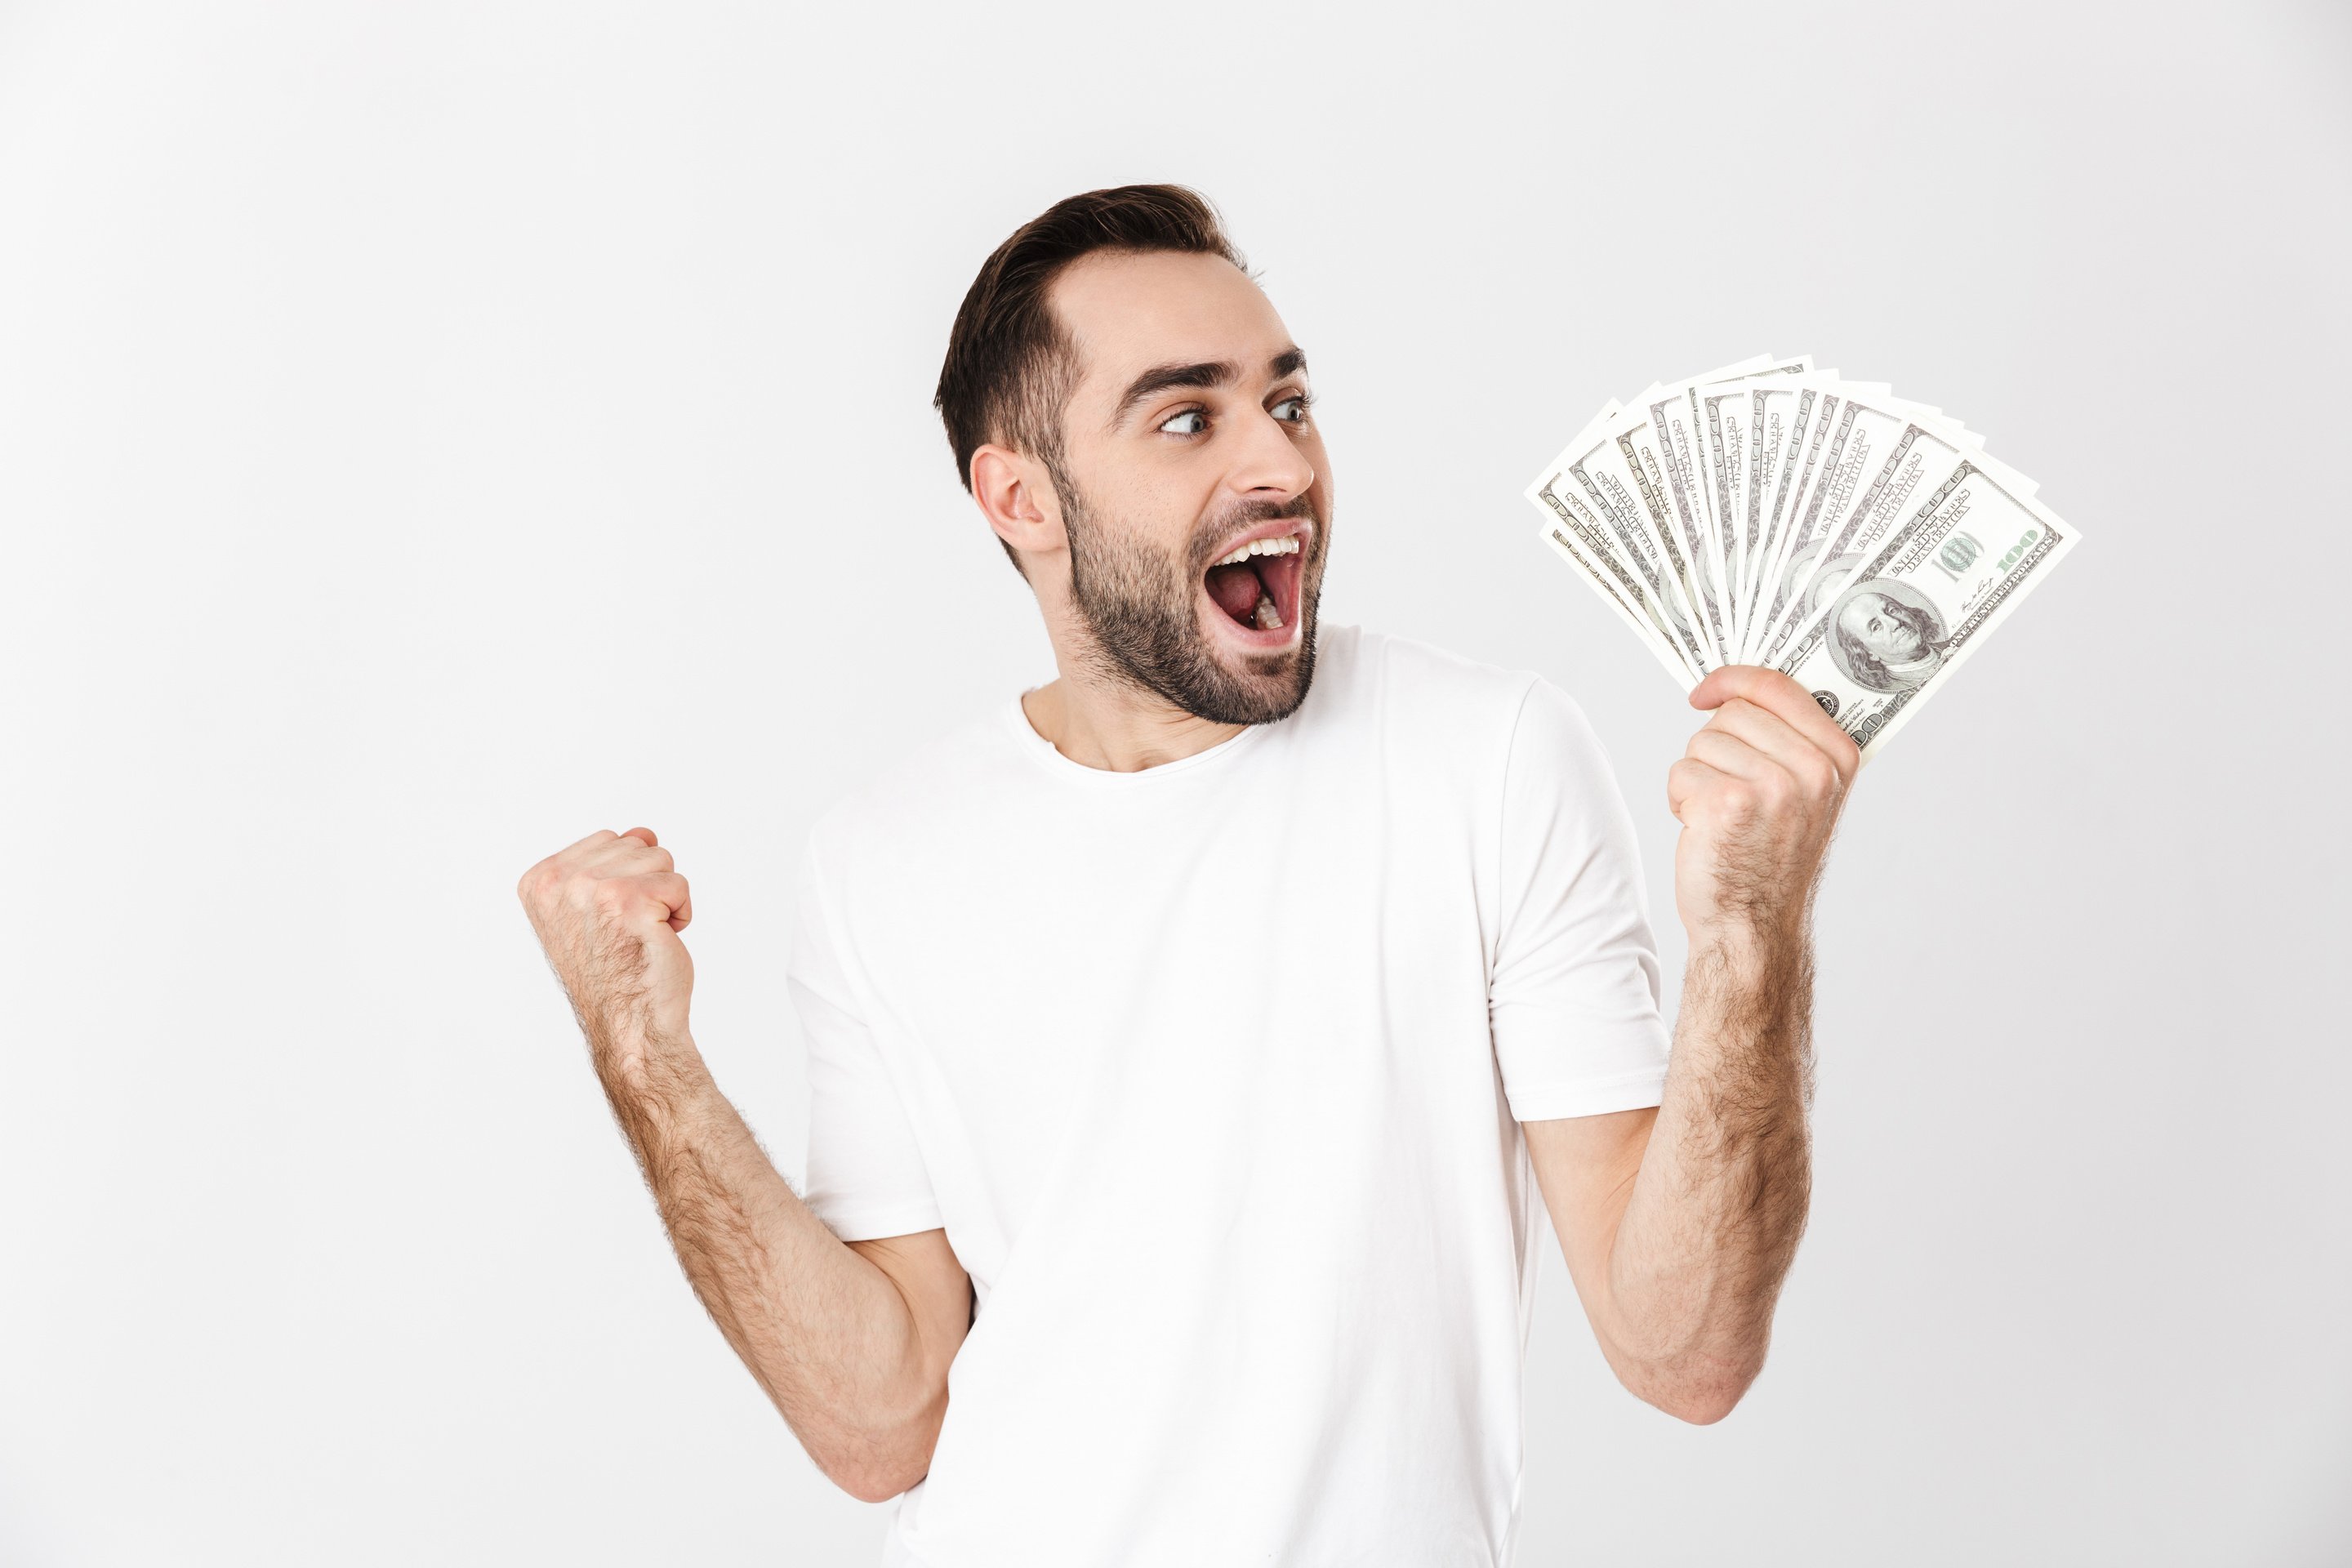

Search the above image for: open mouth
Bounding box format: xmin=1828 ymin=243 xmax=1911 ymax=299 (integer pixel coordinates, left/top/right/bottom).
xmin=1201 ymin=528 xmax=1307 ymax=646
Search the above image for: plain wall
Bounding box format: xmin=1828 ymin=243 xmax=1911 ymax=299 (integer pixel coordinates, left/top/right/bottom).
xmin=2 ymin=2 xmax=2345 ymax=1562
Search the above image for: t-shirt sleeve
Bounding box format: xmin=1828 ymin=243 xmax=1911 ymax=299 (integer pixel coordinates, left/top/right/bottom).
xmin=786 ymin=834 xmax=947 ymax=1242
xmin=1488 ymin=676 xmax=1674 ymax=1120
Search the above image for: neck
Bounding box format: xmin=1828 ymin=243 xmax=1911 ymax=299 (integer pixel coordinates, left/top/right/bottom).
xmin=1019 ymin=647 xmax=1246 ymax=774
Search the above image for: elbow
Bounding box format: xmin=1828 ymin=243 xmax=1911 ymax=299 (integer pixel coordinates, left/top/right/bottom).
xmin=1656 ymin=1379 xmax=1747 ymax=1426
xmin=826 ymin=1441 xmax=933 ymax=1506
xmin=821 ymin=1391 xmax=950 ymax=1504
xmin=837 ymin=1468 xmax=921 ymax=1507
xmin=1624 ymin=1352 xmax=1762 ymax=1427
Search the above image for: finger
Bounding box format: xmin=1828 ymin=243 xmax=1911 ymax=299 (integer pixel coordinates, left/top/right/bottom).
xmin=1686 ymin=725 xmax=1787 ymax=788
xmin=555 ymin=827 xmax=623 ymax=860
xmin=620 ymin=826 xmax=658 ymax=849
xmin=1666 ymin=755 xmax=1726 ymax=824
xmin=1701 ymin=697 xmax=1845 ymax=798
xmin=1690 ymin=666 xmax=1860 ymax=782
xmin=525 ymin=830 xmax=630 ymax=902
xmin=1694 ymin=666 xmax=1855 ymax=770
xmin=609 ymin=871 xmax=693 ymax=929
xmin=579 ymin=832 xmax=674 ymax=878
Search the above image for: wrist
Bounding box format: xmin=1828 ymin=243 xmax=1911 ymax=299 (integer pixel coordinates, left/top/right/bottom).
xmin=1683 ymin=915 xmax=1807 ymax=980
xmin=586 ymin=1013 xmax=704 ymax=1099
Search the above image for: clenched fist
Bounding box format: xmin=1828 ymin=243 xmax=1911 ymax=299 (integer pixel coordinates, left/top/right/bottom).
xmin=518 ymin=826 xmax=697 ymax=1070
xmin=1667 ymin=666 xmax=1861 ymax=945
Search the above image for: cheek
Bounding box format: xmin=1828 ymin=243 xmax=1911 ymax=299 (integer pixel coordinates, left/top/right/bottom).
xmin=1104 ymin=474 xmax=1223 ymax=557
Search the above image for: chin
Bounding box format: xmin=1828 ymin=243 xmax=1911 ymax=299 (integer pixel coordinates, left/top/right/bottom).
xmin=1188 ymin=603 xmax=1319 ymax=725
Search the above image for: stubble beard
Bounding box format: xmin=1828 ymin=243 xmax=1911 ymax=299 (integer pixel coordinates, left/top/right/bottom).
xmin=1052 ymin=462 xmax=1323 ymax=728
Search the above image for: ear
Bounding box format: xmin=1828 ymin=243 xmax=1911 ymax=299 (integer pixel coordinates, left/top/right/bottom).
xmin=969 ymin=443 xmax=1065 ymax=568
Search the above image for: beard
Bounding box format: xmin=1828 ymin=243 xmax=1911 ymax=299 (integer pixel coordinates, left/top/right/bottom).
xmin=1053 ymin=462 xmax=1324 ymax=727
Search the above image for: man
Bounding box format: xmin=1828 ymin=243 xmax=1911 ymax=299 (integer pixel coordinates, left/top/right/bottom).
xmin=518 ymin=185 xmax=1860 ymax=1565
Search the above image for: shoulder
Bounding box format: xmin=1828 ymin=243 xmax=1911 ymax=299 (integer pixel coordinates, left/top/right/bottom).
xmin=1322 ymin=623 xmax=1578 ymax=742
xmin=1327 ymin=626 xmax=1624 ymax=802
xmin=799 ymin=706 xmax=1017 ymax=881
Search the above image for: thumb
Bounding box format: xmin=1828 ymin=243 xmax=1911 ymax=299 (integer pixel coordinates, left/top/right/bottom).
xmin=617 ymin=871 xmax=693 ymax=933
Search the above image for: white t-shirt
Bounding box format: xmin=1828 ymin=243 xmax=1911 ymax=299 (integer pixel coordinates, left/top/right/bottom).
xmin=787 ymin=624 xmax=1673 ymax=1568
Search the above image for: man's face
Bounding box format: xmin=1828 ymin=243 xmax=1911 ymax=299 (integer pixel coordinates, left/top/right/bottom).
xmin=1838 ymin=591 xmax=1928 ymax=665
xmin=1039 ymin=250 xmax=1333 ymax=725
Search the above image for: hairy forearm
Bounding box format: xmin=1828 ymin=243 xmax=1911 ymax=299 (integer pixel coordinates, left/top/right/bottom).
xmin=587 ymin=1022 xmax=942 ymax=1497
xmin=1603 ymin=928 xmax=1816 ymax=1420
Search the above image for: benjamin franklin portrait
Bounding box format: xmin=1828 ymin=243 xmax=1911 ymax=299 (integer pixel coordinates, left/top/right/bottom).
xmin=1826 ymin=578 xmax=1950 ymax=694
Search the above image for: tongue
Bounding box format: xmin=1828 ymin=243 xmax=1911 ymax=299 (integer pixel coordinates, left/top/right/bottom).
xmin=1205 ymin=562 xmax=1263 ymax=624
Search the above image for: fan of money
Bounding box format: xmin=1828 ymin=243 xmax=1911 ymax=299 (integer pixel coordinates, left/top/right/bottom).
xmin=1522 ymin=354 xmax=2081 ymax=764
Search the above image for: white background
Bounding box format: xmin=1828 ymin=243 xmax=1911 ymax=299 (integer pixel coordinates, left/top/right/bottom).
xmin=3 ymin=2 xmax=2347 ymax=1562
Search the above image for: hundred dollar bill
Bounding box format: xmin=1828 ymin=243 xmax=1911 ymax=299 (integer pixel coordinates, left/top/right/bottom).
xmin=1696 ymin=381 xmax=1757 ymax=650
xmin=1731 ymin=379 xmax=2014 ymax=659
xmin=1526 ymin=403 xmax=1703 ymax=688
xmin=1533 ymin=510 xmax=1703 ymax=693
xmin=1522 ymin=356 xmax=1785 ymax=674
xmin=1728 ymin=376 xmax=1870 ymax=648
xmin=1729 ymin=376 xmax=1832 ymax=651
xmin=1623 ymin=389 xmax=1735 ymax=662
xmin=1748 ymin=389 xmax=1983 ymax=667
xmin=1772 ymin=458 xmax=2080 ymax=762
xmin=1749 ymin=389 xmax=2044 ymax=668
xmin=1735 ymin=378 xmax=1874 ymax=659
xmin=1544 ymin=396 xmax=1717 ymax=674
xmin=1696 ymin=356 xmax=1813 ymax=652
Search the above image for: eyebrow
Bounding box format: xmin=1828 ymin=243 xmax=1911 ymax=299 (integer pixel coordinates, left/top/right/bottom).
xmin=1110 ymin=345 xmax=1310 ymax=429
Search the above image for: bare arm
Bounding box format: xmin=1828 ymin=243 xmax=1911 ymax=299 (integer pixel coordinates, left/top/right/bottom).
xmin=520 ymin=826 xmax=971 ymax=1502
xmin=1527 ymin=666 xmax=1855 ymax=1424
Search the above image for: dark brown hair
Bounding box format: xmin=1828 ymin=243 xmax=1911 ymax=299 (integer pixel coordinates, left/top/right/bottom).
xmin=934 ymin=184 xmax=1248 ymax=576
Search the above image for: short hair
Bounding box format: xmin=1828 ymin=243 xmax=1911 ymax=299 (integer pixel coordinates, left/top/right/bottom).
xmin=934 ymin=184 xmax=1249 ymax=576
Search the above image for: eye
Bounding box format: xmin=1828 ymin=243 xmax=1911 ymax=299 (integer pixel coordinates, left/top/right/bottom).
xmin=1272 ymin=394 xmax=1312 ymax=423
xmin=1158 ymin=408 xmax=1209 ymax=435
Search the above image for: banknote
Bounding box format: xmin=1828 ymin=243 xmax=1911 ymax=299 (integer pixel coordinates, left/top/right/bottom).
xmin=1547 ymin=399 xmax=1717 ymax=674
xmin=1734 ymin=381 xmax=2022 ymax=662
xmin=1748 ymin=390 xmax=1983 ymax=667
xmin=1748 ymin=390 xmax=2047 ymax=668
xmin=1524 ymin=353 xmax=2083 ymax=760
xmin=1535 ymin=510 xmax=1703 ymax=693
xmin=1624 ymin=389 xmax=1735 ymax=660
xmin=1688 ymin=358 xmax=1813 ymax=651
xmin=1735 ymin=378 xmax=1865 ymax=659
xmin=1771 ymin=457 xmax=2078 ymax=761
xmin=1726 ymin=376 xmax=1827 ymax=646
xmin=1526 ymin=402 xmax=1704 ymax=688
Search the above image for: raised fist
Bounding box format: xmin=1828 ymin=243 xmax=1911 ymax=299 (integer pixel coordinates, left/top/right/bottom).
xmin=518 ymin=826 xmax=696 ymax=1067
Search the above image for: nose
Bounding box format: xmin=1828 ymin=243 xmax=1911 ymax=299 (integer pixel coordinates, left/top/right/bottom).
xmin=1224 ymin=400 xmax=1316 ymax=504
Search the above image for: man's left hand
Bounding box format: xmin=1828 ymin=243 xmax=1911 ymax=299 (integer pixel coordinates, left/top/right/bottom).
xmin=1667 ymin=666 xmax=1862 ymax=945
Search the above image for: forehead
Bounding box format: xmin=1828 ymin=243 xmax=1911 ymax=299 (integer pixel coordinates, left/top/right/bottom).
xmin=1048 ymin=250 xmax=1294 ymax=399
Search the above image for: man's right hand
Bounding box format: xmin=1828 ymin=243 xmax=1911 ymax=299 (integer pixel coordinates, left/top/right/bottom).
xmin=518 ymin=826 xmax=697 ymax=1068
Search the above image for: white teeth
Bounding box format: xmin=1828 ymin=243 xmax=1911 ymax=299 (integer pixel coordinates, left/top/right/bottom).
xmin=1253 ymin=590 xmax=1284 ymax=630
xmin=1212 ymin=534 xmax=1303 ymax=568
